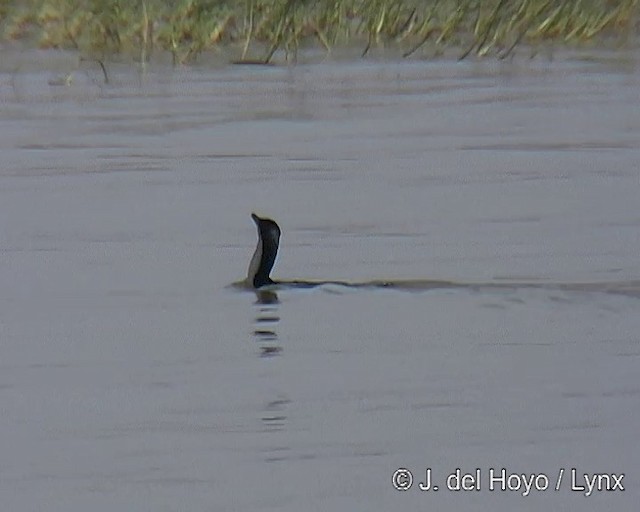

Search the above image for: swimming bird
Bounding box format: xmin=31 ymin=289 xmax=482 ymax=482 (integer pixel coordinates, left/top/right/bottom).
xmin=247 ymin=213 xmax=281 ymax=288
xmin=245 ymin=213 xmax=384 ymax=290
xmin=244 ymin=212 xmax=461 ymax=291
xmin=245 ymin=213 xmax=445 ymax=290
xmin=241 ymin=214 xmax=640 ymax=297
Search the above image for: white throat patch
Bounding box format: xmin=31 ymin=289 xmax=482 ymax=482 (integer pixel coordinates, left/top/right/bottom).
xmin=247 ymin=236 xmax=263 ymax=283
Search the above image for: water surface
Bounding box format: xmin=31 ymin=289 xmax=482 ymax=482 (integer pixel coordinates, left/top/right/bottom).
xmin=1 ymin=50 xmax=639 ymax=511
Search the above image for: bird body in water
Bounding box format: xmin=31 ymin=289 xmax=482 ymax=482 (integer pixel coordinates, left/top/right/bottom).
xmin=245 ymin=212 xmax=450 ymax=290
xmin=245 ymin=213 xmax=405 ymax=290
xmin=240 ymin=213 xmax=639 ymax=299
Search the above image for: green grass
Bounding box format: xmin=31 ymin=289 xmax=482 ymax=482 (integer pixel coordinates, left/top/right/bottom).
xmin=1 ymin=0 xmax=637 ymax=63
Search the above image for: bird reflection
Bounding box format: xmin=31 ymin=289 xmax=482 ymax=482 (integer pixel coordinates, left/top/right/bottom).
xmin=250 ymin=290 xmax=289 ymax=437
xmin=262 ymin=397 xmax=291 ymax=433
xmin=253 ymin=289 xmax=282 ymax=356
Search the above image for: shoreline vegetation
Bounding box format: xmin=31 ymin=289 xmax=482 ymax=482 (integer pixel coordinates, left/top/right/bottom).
xmin=1 ymin=1 xmax=638 ymax=65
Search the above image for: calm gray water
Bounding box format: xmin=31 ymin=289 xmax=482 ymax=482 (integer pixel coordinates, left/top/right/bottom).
xmin=1 ymin=49 xmax=639 ymax=511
